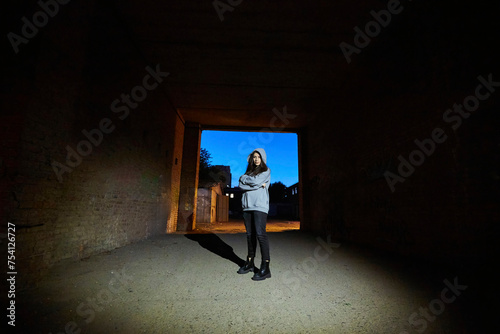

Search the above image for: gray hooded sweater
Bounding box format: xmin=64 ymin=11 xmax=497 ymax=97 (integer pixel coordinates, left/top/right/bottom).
xmin=238 ymin=148 xmax=271 ymax=214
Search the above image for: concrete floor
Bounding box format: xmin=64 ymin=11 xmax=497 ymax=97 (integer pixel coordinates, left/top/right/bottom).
xmin=192 ymin=219 xmax=300 ymax=234
xmin=15 ymin=227 xmax=491 ymax=334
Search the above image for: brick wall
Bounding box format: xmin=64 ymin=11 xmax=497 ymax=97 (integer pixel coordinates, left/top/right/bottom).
xmin=177 ymin=124 xmax=201 ymax=231
xmin=302 ymin=91 xmax=499 ymax=266
xmin=300 ymin=3 xmax=500 ymax=266
xmin=166 ymin=113 xmax=185 ymax=233
xmin=1 ymin=0 xmax=183 ymax=288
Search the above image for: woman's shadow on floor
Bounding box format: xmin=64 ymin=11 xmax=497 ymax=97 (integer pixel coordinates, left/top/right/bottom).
xmin=184 ymin=233 xmax=246 ymax=268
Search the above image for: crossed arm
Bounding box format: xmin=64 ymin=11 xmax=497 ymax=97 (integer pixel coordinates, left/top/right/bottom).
xmin=238 ymin=169 xmax=271 ymax=191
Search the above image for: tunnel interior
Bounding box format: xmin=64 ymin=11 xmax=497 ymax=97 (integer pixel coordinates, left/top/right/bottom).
xmin=1 ymin=0 xmax=499 ymax=332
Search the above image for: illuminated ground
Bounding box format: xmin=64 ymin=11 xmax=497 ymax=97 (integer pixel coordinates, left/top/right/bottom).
xmin=16 ymin=231 xmax=484 ymax=333
xmin=190 ymin=219 xmax=301 ymax=234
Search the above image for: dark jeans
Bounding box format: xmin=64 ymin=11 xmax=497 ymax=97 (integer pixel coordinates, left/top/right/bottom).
xmin=243 ymin=210 xmax=270 ymax=261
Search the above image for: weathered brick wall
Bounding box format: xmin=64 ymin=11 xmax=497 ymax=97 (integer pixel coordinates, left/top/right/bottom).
xmin=165 ymin=113 xmax=185 ymax=233
xmin=177 ymin=124 xmax=201 ymax=231
xmin=2 ymin=0 xmax=183 ymax=288
xmin=0 ymin=101 xmax=24 ymax=227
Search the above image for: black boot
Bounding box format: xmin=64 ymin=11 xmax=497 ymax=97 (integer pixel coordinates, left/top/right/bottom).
xmin=252 ymin=260 xmax=271 ymax=281
xmin=237 ymin=256 xmax=255 ymax=274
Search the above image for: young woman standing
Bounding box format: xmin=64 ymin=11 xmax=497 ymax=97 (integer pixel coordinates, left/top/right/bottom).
xmin=237 ymin=148 xmax=271 ymax=281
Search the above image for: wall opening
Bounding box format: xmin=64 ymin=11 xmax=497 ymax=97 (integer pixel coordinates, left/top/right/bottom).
xmin=193 ymin=129 xmax=300 ymax=233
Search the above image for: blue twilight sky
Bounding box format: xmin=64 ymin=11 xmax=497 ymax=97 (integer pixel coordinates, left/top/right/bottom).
xmin=200 ymin=130 xmax=299 ymax=188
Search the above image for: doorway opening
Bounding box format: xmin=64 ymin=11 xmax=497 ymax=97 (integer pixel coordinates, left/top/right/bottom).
xmin=194 ymin=129 xmax=300 ymax=234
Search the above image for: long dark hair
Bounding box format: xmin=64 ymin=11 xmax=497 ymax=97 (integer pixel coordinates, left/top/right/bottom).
xmin=245 ymin=151 xmax=268 ymax=176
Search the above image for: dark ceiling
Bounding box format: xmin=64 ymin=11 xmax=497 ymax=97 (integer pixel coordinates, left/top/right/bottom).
xmin=111 ymin=0 xmax=391 ymax=130
xmin=4 ymin=0 xmax=499 ymax=130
